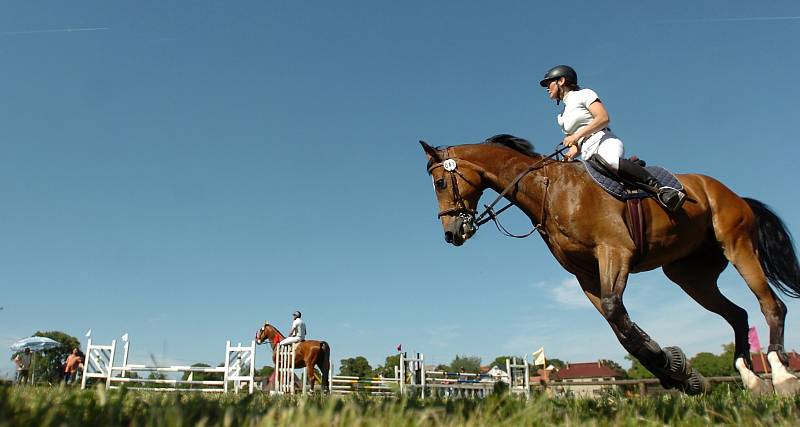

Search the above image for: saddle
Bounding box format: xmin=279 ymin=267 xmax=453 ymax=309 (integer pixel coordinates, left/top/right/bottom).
xmin=581 ymin=156 xmax=684 ymax=263
xmin=582 ymin=156 xmax=684 ymax=200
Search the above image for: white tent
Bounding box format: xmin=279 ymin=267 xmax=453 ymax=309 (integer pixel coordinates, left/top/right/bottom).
xmin=485 ymin=366 xmax=509 ymax=383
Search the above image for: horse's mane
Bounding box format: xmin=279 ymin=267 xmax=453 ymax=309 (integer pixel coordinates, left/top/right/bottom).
xmin=426 ymin=134 xmax=538 ymax=170
xmin=265 ymin=323 xmax=285 ymax=340
xmin=482 ymin=134 xmax=538 ymax=157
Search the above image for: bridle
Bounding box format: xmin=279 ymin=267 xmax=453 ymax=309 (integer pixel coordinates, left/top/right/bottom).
xmin=256 ymin=323 xmax=283 ymax=350
xmin=427 ymin=144 xmax=569 ymax=239
xmin=427 ymin=148 xmax=483 ymax=236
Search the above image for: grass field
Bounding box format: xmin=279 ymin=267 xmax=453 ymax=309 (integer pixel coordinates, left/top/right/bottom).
xmin=2 ymin=384 xmax=799 ymax=426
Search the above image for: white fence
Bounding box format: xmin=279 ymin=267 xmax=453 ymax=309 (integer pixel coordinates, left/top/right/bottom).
xmin=81 ymin=337 xmax=256 ymax=394
xmin=327 ymin=361 xmax=400 ymax=396
xmin=323 ymin=352 xmax=422 ymax=397
xmin=320 ymin=351 xmax=530 ymax=398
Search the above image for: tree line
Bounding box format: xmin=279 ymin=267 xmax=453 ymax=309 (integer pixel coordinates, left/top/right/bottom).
xmin=337 ymin=344 xmax=742 ymax=379
xmin=11 ymin=330 xmax=743 ymax=383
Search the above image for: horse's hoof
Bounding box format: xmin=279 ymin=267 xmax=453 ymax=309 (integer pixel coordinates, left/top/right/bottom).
xmin=768 ymin=351 xmax=800 ymax=396
xmin=773 ymin=374 xmax=800 ymax=396
xmin=735 ymin=357 xmax=772 ymax=395
xmin=682 ymin=368 xmax=710 ymax=395
xmin=770 ymin=363 xmax=800 ymax=396
xmin=663 ymin=346 xmax=691 ymax=381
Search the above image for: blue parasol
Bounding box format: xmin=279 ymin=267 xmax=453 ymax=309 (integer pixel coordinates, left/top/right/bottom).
xmin=10 ymin=337 xmax=63 ymax=384
xmin=10 ymin=336 xmax=62 ymax=352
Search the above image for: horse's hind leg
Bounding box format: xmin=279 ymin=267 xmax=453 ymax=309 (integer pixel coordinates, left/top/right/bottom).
xmin=715 ymin=223 xmax=796 ymax=394
xmin=317 ymin=357 xmax=330 ymax=394
xmin=303 ymin=349 xmax=320 ymax=394
xmin=731 ymin=254 xmax=796 ymax=395
xmin=305 ymin=363 xmax=316 ymax=394
xmin=663 ymin=245 xmax=771 ymax=394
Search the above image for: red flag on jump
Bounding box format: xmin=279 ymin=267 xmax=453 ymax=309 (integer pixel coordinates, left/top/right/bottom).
xmin=748 ymin=326 xmax=762 ymax=353
xmin=397 ymin=344 xmax=402 ymax=352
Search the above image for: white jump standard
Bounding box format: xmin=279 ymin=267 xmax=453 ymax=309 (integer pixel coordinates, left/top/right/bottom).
xmin=274 ymin=344 xmax=296 ymax=394
xmin=506 ymin=357 xmax=531 ymax=398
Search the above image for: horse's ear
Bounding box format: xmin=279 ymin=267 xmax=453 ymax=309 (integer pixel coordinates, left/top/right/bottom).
xmin=264 ymin=320 xmax=269 ymax=326
xmin=420 ymin=140 xmax=441 ymax=163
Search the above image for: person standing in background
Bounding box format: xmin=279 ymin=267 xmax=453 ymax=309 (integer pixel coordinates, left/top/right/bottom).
xmin=13 ymin=348 xmax=32 ymax=384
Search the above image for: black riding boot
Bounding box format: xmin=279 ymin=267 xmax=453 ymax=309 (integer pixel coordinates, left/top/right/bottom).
xmin=617 ymin=158 xmax=686 ymax=212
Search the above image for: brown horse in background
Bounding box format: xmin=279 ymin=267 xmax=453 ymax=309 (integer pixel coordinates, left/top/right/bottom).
xmin=421 ymin=135 xmax=800 ymax=395
xmin=255 ymin=321 xmax=331 ymax=393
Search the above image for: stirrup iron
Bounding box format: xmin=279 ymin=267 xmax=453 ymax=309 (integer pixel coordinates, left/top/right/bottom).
xmin=657 ymin=186 xmax=686 ymax=212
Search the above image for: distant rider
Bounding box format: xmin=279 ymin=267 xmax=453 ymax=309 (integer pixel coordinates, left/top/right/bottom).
xmin=539 ymin=64 xmax=686 ymax=212
xmin=279 ymin=311 xmax=306 ymax=346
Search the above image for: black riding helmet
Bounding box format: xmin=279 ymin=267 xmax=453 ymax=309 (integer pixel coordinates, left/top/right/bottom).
xmin=539 ymin=65 xmax=578 ymax=87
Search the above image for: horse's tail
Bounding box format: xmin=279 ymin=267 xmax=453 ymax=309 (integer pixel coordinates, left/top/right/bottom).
xmin=744 ymin=197 xmax=800 ymax=298
xmin=319 ymin=341 xmax=331 ymax=391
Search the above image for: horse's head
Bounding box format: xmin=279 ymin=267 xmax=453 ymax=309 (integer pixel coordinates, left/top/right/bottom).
xmin=421 ymin=141 xmax=485 ymax=246
xmin=255 ymin=321 xmax=279 ymax=345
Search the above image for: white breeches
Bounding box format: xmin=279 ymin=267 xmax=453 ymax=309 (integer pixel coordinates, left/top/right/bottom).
xmin=279 ymin=336 xmax=303 ymax=346
xmin=581 ymin=130 xmax=624 ymax=171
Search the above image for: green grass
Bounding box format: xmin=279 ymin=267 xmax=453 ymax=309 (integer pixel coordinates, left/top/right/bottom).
xmin=1 ymin=385 xmax=799 ymax=426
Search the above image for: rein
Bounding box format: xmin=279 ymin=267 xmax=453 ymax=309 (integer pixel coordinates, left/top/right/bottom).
xmin=476 ymin=145 xmax=568 ymax=238
xmin=428 ymin=144 xmax=568 ymax=239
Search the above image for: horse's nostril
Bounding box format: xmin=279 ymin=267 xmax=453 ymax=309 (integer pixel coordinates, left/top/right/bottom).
xmin=444 ymin=231 xmax=453 ymax=243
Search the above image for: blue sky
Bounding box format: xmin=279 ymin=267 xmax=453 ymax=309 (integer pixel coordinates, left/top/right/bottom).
xmin=2 ymin=1 xmax=800 ymax=378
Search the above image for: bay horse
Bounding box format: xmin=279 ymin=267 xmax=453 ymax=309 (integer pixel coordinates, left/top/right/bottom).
xmin=421 ymin=135 xmax=800 ymax=395
xmin=255 ymin=321 xmax=331 ymax=393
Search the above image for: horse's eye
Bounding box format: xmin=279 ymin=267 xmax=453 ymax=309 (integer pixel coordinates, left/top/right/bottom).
xmin=435 ymin=179 xmax=447 ymax=190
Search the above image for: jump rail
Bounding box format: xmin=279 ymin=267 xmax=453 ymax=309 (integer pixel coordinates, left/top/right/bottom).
xmin=81 ymin=336 xmax=256 ymax=394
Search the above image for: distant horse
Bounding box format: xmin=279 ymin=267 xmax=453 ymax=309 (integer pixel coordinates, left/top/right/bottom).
xmin=255 ymin=321 xmax=330 ymax=393
xmin=421 ymin=135 xmax=800 ymax=395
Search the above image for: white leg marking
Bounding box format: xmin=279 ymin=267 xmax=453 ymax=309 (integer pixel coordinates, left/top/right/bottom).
xmin=768 ymin=351 xmax=800 ymax=396
xmin=735 ymin=357 xmax=772 ymax=395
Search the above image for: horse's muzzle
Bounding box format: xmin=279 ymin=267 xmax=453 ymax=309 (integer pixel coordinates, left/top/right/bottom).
xmin=444 ymin=215 xmax=476 ymax=246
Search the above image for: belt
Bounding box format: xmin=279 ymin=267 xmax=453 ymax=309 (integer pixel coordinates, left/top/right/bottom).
xmin=578 ymin=128 xmax=611 ymax=147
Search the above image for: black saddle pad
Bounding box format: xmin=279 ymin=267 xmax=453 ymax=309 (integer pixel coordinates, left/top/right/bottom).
xmin=581 ymin=160 xmax=683 ymax=200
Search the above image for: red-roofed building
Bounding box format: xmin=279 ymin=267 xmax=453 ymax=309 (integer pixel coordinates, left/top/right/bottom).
xmin=750 ymin=352 xmax=800 ymax=373
xmin=550 ymin=361 xmax=625 ymax=397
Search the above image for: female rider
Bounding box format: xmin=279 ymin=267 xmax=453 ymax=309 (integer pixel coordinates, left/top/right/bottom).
xmin=539 ymin=65 xmax=685 ymax=212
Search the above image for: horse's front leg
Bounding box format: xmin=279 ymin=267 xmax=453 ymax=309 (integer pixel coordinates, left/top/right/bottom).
xmin=596 ymin=245 xmax=708 ymax=394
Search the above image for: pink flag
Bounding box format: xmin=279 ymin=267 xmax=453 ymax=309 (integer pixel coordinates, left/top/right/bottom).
xmin=748 ymin=326 xmax=762 ymax=353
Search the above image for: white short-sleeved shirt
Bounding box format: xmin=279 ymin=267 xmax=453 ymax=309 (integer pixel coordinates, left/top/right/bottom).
xmin=556 ymin=87 xmax=625 ymax=169
xmin=557 ymin=88 xmax=600 ymax=135
xmin=291 ymin=318 xmax=306 ymax=340
xmin=16 ymin=353 xmax=32 ymax=370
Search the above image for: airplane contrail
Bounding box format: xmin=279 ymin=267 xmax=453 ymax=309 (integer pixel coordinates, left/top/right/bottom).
xmin=1 ymin=27 xmax=109 ymax=36
xmin=661 ymin=16 xmax=800 ymax=24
